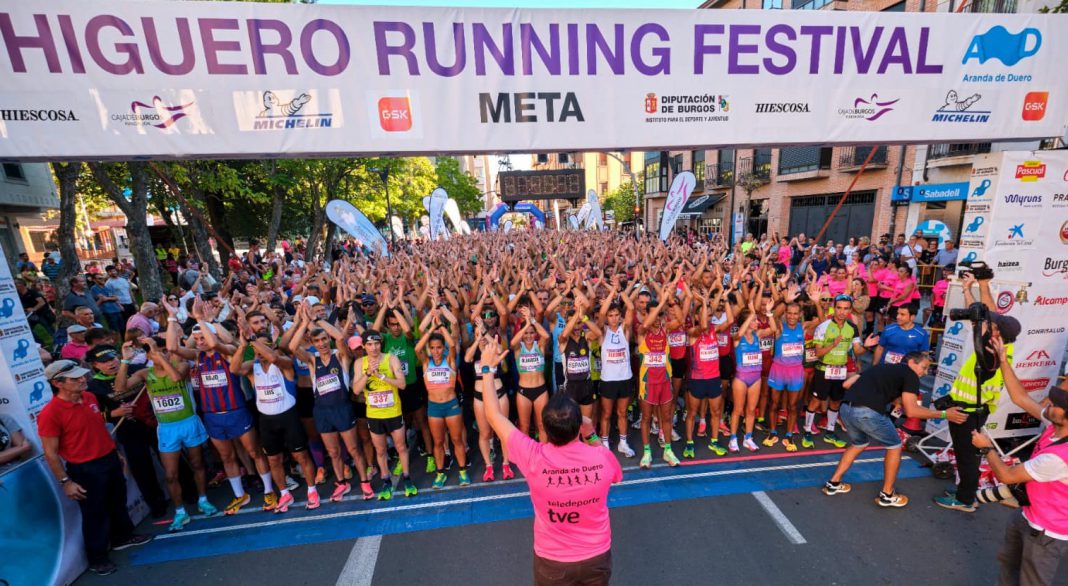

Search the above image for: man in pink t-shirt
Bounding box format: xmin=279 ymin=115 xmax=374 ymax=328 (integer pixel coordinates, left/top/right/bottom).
xmin=477 ymin=335 xmax=622 ymax=586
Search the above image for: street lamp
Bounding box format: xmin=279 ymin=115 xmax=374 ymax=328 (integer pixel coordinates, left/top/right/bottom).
xmin=373 ymin=164 xmax=396 ymax=248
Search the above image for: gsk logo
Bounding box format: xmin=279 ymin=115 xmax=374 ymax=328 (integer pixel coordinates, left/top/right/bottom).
xmin=1022 ymin=92 xmax=1048 ymax=121
xmin=378 ymin=97 xmax=412 ymax=132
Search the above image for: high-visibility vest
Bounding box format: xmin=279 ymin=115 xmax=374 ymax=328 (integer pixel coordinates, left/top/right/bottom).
xmin=949 ymin=343 xmax=1013 ymax=413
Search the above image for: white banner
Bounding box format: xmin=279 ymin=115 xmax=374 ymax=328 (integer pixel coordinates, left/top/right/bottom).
xmin=932 ymin=150 xmax=1068 ymax=439
xmin=1 ymin=2 xmax=1067 ymax=160
xmin=443 ymin=197 xmax=464 ymax=235
xmin=325 ymin=199 xmax=389 ymax=256
xmin=423 ymin=188 xmax=448 ymax=241
xmin=585 ymin=189 xmax=603 ymax=230
xmin=659 ymin=171 xmax=696 ymax=241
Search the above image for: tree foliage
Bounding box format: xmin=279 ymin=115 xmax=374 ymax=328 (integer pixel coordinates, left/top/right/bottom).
xmin=434 ymin=157 xmax=483 ymax=216
xmin=602 ymin=180 xmax=640 ymax=224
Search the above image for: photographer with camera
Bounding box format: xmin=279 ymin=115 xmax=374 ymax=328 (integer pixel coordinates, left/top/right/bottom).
xmin=972 ymin=338 xmax=1068 ymax=586
xmin=934 ymin=268 xmax=1022 ymax=513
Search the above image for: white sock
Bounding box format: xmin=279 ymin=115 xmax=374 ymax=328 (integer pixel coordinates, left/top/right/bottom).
xmin=281 ymin=488 xmax=291 ymax=497
xmin=307 ymin=486 xmax=318 ymax=497
xmin=260 ymin=472 xmax=274 ymax=494
xmin=827 ymin=410 xmax=839 ymax=431
xmin=228 ymin=476 xmax=245 ymax=498
xmin=804 ymin=411 xmax=815 ymax=433
xmin=198 ymin=495 xmax=209 ymax=505
xmin=175 ymin=506 xmax=186 ymax=516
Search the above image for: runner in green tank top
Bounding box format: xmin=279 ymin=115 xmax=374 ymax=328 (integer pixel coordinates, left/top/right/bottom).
xmin=115 ymin=336 xmax=218 ymax=532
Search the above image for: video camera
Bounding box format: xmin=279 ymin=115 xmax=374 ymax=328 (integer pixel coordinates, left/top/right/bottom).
xmin=957 ymin=260 xmax=994 ymax=281
xmin=948 ymin=301 xmax=990 ymax=323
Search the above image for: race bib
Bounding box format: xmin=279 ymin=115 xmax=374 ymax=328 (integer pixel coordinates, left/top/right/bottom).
xmin=717 ymin=333 xmax=729 ymax=347
xmin=606 ymin=347 xmax=627 ymax=364
xmin=825 ymin=365 xmax=847 ymax=380
xmin=886 ymin=352 xmax=904 ymax=365
xmin=426 ymin=367 xmax=452 ymax=385
xmin=256 ymin=383 xmax=284 ymax=403
xmin=741 ymin=352 xmax=762 ymax=367
xmin=368 ymin=390 xmax=396 ymax=409
xmin=315 ymin=373 xmax=342 ymax=395
xmin=645 ymin=352 xmax=666 ymax=368
xmin=592 ymin=356 xmax=602 ymax=371
xmin=399 ymin=361 xmax=409 ymax=376
xmin=667 ymin=332 xmax=687 ymax=347
xmin=201 ymin=371 xmax=228 ymax=388
xmin=759 ymin=337 xmax=773 ymax=351
xmin=152 ymin=393 xmax=185 ymax=414
xmin=519 ymin=353 xmax=544 ymax=371
xmin=805 ymin=348 xmax=818 ymax=363
xmin=699 ymin=344 xmax=718 ymax=362
xmin=566 ymin=355 xmax=590 ymax=374
xmin=782 ymin=342 xmax=804 ymax=358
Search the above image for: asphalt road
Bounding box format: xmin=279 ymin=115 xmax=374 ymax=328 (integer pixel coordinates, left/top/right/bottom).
xmin=73 ymin=445 xmax=1068 ymax=586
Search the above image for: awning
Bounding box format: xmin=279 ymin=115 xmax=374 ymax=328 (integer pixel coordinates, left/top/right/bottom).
xmin=679 ymin=195 xmax=724 ymax=218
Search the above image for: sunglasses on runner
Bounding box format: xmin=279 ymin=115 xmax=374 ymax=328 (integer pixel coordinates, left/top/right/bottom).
xmin=834 ymin=294 xmax=854 ymax=303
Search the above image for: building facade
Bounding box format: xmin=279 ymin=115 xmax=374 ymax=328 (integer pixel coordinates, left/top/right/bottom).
xmin=0 ymin=162 xmax=59 ymax=270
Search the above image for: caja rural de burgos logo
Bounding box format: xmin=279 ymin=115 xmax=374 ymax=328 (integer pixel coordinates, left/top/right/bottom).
xmin=839 ymin=94 xmax=898 ymax=121
xmin=113 ymin=96 xmax=193 ymax=130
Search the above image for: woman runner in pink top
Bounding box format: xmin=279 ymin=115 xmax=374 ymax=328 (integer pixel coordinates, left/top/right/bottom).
xmin=477 ymin=334 xmax=622 ymax=586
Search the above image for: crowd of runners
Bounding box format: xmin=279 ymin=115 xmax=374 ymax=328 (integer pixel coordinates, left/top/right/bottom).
xmin=17 ymin=228 xmax=968 ymax=535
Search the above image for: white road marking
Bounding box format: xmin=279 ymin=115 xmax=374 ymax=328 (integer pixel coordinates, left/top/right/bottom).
xmin=157 ymin=457 xmax=885 ymax=540
xmin=335 ymin=535 xmax=382 ymax=586
xmin=751 ymin=490 xmax=807 ymax=545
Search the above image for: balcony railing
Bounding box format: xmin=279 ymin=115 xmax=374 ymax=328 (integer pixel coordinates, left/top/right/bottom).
xmin=838 ymin=146 xmax=888 ymax=170
xmin=737 ymin=152 xmax=771 ymax=184
xmin=928 ymin=143 xmax=992 ymax=160
xmin=969 ymin=0 xmax=1017 ymax=12
xmin=704 ymin=161 xmax=734 ymax=189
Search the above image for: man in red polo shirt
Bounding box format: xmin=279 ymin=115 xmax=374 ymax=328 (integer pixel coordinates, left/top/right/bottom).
xmin=38 ymin=360 xmax=153 ymax=576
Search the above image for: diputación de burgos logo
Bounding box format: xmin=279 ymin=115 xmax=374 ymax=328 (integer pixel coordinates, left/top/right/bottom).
xmin=643 ymin=93 xmax=729 ymax=124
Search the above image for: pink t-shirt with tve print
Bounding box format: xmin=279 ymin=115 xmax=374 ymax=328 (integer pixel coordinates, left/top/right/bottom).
xmin=508 ymin=429 xmax=623 ymax=562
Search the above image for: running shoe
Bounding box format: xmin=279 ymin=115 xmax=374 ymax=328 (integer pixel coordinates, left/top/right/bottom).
xmin=822 ymin=481 xmax=852 ymax=496
xmin=762 ymin=433 xmax=779 ymax=447
xmin=877 ymin=491 xmax=909 ymax=508
xmin=682 ymin=443 xmax=695 ymax=459
xmin=275 ymin=492 xmax=294 ymax=514
xmin=314 ymin=467 xmax=327 ymax=485
xmin=366 ymin=466 xmax=375 ymax=479
xmin=728 ymin=437 xmax=740 ymax=453
xmin=360 ymin=481 xmax=374 ymax=500
xmin=639 ymin=449 xmax=653 ymax=469
xmin=743 ymin=437 xmax=760 ymax=452
xmin=458 ymin=470 xmax=471 ymax=486
xmin=377 ymin=480 xmax=394 ymax=501
xmin=331 ymin=482 xmax=351 ymax=502
xmin=403 ymin=477 xmax=418 ymax=497
xmin=617 ymin=438 xmax=636 ymax=458
xmin=650 ymin=417 xmax=660 ymax=435
xmin=719 ymin=421 xmax=731 ymax=437
xmin=262 ymin=493 xmax=279 ymax=512
xmin=502 ymin=464 xmax=515 ymax=480
xmin=168 ymin=510 xmax=191 ymax=532
xmin=89 ymin=562 xmax=118 ymax=576
xmin=426 ymin=456 xmax=437 ymax=474
xmin=284 ymin=475 xmax=300 ymax=492
xmin=632 ymin=414 xmax=643 ymax=430
xmin=306 ymin=490 xmax=321 ymax=510
xmin=111 ymin=534 xmax=153 ymax=550
xmin=663 ymin=448 xmax=680 ymax=467
xmin=933 ymin=496 xmax=976 ymax=513
xmin=708 ymin=440 xmax=728 ymax=456
xmin=483 ymin=467 xmax=495 ymax=482
xmin=198 ymin=499 xmax=219 ymax=517
xmin=392 ymin=460 xmax=403 ymax=478
xmin=671 ymin=428 xmax=681 ymax=442
xmin=822 ymin=432 xmax=847 ymax=448
xmin=754 ymin=417 xmax=767 ymax=432
xmin=801 ymin=432 xmax=814 ymax=449
xmin=601 ymin=438 xmax=610 ymax=450
xmin=697 ymin=419 xmax=707 ymax=437
xmin=657 ymin=430 xmax=667 ymax=448
xmin=782 ymin=437 xmax=798 ymax=453
xmin=432 ymin=472 xmax=447 ymax=489
xmin=225 ymin=493 xmax=251 ymax=515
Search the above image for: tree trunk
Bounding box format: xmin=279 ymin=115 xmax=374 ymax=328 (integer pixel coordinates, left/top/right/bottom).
xmin=323 ymin=222 xmax=337 ymax=263
xmin=88 ymin=162 xmax=164 ymax=302
xmin=50 ymin=162 xmax=83 ymax=303
xmin=266 ymin=184 xmax=285 ymax=252
xmin=305 ymin=183 xmax=325 ymax=259
xmin=200 ymin=188 xmax=235 ymax=273
xmin=185 ymin=208 xmax=221 ymax=280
